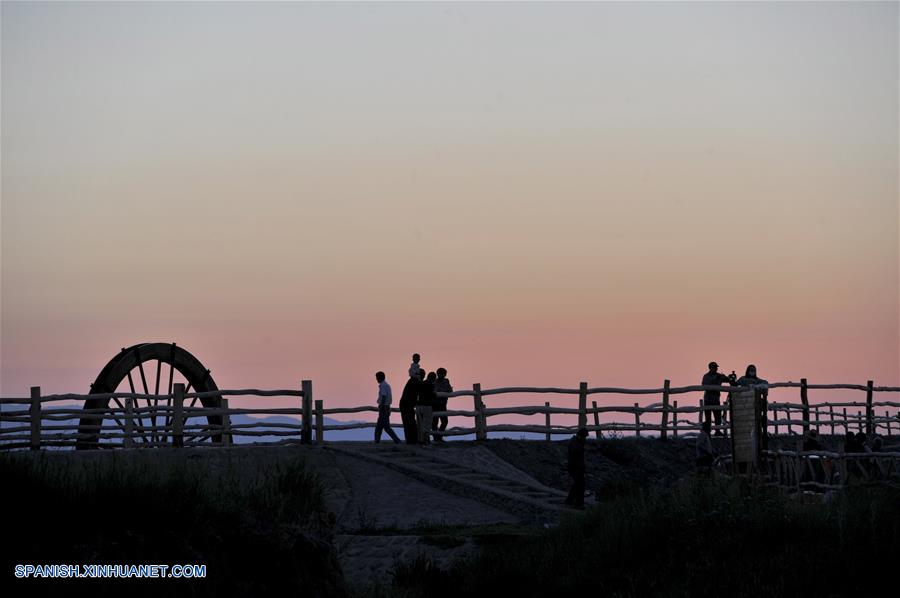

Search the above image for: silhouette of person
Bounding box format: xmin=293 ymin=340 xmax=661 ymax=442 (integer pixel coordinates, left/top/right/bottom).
xmin=802 ymin=429 xmax=822 ymax=451
xmin=696 ymin=421 xmax=716 ymax=469
xmin=399 ymin=371 xmax=421 ymax=445
xmin=416 ymin=371 xmax=437 ymax=445
xmin=871 ymin=435 xmax=884 ymax=452
xmin=408 ymin=353 xmax=422 ymax=379
xmin=373 ymin=371 xmax=400 ymax=444
xmin=735 ymin=364 xmax=768 ymax=392
xmin=565 ymin=428 xmax=589 ymax=508
xmin=701 ymin=361 xmax=733 ymax=435
xmin=432 ymin=367 xmax=453 ymax=443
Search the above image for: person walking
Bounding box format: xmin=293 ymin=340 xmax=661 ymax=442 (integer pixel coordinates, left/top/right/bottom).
xmin=417 ymin=371 xmax=437 ymax=445
xmin=399 ymin=371 xmax=421 ymax=444
xmin=432 ymin=367 xmax=453 ymax=442
xmin=701 ymin=361 xmax=734 ymax=435
xmin=374 ymin=371 xmax=400 ymax=444
xmin=565 ymin=428 xmax=589 ymax=508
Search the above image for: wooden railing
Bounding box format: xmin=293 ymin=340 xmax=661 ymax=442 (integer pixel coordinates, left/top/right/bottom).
xmin=763 ymin=450 xmax=900 ymax=491
xmin=2 ymin=379 xmax=899 ymax=450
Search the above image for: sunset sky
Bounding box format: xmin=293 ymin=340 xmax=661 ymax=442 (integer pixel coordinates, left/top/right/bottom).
xmin=2 ymin=1 xmax=898 ymax=415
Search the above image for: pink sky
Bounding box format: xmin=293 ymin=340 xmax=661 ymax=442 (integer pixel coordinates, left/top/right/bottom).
xmin=2 ymin=2 xmax=898 ymax=418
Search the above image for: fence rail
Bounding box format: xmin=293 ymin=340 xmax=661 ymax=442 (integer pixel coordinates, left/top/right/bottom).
xmin=2 ymin=379 xmax=899 ymax=450
xmin=762 ymin=450 xmax=900 ymax=490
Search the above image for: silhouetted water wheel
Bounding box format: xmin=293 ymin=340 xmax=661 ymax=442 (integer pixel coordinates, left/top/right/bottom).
xmin=76 ymin=343 xmax=229 ymax=449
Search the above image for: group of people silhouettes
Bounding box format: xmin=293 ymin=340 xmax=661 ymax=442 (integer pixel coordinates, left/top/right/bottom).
xmin=374 ymin=353 xmax=454 ymax=445
xmin=695 ymin=361 xmax=771 ymax=467
xmin=701 ymin=361 xmax=769 ymax=434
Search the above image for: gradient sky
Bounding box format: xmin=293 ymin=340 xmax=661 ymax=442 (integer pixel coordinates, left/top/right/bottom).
xmin=2 ymin=1 xmax=898 ymax=416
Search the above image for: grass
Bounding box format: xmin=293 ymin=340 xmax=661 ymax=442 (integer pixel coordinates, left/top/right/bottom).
xmin=383 ymin=477 xmax=900 ymax=598
xmin=0 ymin=450 xmax=345 ymax=597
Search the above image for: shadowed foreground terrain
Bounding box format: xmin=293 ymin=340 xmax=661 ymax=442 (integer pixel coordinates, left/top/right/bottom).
xmin=2 ymin=440 xmax=898 ymax=597
xmin=0 ymin=449 xmax=346 ymax=597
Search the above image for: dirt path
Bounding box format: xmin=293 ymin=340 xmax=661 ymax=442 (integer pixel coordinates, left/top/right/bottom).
xmin=324 ymin=451 xmax=520 ymax=530
xmin=302 ymin=442 xmax=565 ymax=588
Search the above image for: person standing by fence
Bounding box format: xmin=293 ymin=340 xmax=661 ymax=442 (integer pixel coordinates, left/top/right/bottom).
xmin=701 ymin=361 xmax=734 ymax=436
xmin=417 ymin=371 xmax=437 ymax=445
xmin=409 ymin=353 xmax=422 ymax=379
xmin=565 ymin=428 xmax=589 ymax=509
xmin=432 ymin=367 xmax=453 ymax=442
xmin=374 ymin=371 xmax=401 ymax=444
xmin=399 ymin=372 xmax=421 ymax=444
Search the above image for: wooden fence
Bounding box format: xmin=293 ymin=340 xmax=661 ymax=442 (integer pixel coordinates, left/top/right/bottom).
xmin=763 ymin=450 xmax=900 ymax=491
xmin=1 ymin=380 xmax=899 ymax=450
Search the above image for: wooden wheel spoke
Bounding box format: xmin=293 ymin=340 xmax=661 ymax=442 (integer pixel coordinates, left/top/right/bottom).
xmin=167 ymin=344 xmax=175 ymax=397
xmin=187 ymin=382 xmax=199 ymax=408
xmin=153 ymin=359 xmax=163 ymax=438
xmin=124 ymin=370 xmax=150 ymax=440
xmin=136 ymin=355 xmax=150 ymax=396
xmin=135 ymin=356 xmax=158 ymax=442
xmin=110 ymin=397 xmax=150 ymax=444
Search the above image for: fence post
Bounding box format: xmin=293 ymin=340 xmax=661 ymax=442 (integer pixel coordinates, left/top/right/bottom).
xmin=698 ymin=399 xmax=704 ymax=427
xmin=578 ymin=382 xmax=588 ymax=429
xmin=634 ymin=402 xmax=641 ymax=437
xmin=315 ymin=399 xmax=324 ymax=445
xmin=220 ymin=397 xmax=232 ymax=447
xmin=124 ymin=397 xmax=135 ymax=448
xmin=865 ymin=380 xmax=874 ymax=436
xmin=545 ymin=401 xmax=551 ymax=442
xmin=885 ymin=410 xmax=891 ymax=436
xmin=786 ymin=408 xmax=792 ymax=435
xmin=843 ymin=408 xmax=848 ymax=434
xmin=829 ymin=406 xmax=835 ymax=436
xmin=301 ymin=380 xmax=313 ymax=444
xmin=672 ymin=400 xmax=678 ymax=437
xmin=173 ymin=383 xmax=185 ymax=448
xmin=473 ymin=383 xmax=486 ymax=441
xmin=592 ymin=400 xmax=601 ymax=439
xmin=660 ymin=379 xmax=670 ymax=440
xmin=800 ymin=378 xmax=809 ymax=435
xmin=30 ymin=386 xmax=41 ymax=451
xmin=857 ymin=410 xmax=863 ymax=434
xmin=773 ymin=406 xmax=779 ymax=435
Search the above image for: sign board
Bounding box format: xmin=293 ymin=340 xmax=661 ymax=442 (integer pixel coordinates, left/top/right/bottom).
xmin=730 ymin=388 xmax=759 ymax=464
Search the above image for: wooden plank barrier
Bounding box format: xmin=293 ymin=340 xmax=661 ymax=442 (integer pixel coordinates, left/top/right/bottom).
xmin=545 ymin=401 xmax=551 ymax=442
xmin=661 ymin=379 xmax=670 ymax=440
xmin=315 ymin=399 xmax=324 ymax=445
xmin=301 ymin=380 xmax=313 ymax=444
xmin=3 ymin=379 xmax=899 ymax=450
xmin=30 ymin=387 xmax=41 ymax=451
